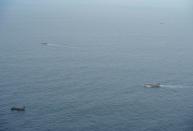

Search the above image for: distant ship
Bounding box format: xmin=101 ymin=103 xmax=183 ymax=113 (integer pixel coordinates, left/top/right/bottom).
xmin=11 ymin=106 xmax=25 ymax=111
xmin=40 ymin=43 xmax=48 ymax=45
xmin=144 ymin=83 xmax=160 ymax=88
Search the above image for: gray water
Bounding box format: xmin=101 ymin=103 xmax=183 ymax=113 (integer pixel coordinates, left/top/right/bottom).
xmin=0 ymin=0 xmax=193 ymax=131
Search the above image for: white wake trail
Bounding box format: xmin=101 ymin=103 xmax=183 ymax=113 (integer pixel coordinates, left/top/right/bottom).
xmin=160 ymin=84 xmax=191 ymax=89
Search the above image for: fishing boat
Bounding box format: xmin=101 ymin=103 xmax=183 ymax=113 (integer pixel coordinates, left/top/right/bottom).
xmin=11 ymin=106 xmax=25 ymax=111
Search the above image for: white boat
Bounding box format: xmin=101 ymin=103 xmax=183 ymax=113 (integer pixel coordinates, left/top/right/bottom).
xmin=144 ymin=83 xmax=160 ymax=88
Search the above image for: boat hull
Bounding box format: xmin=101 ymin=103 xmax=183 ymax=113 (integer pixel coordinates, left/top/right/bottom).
xmin=144 ymin=83 xmax=160 ymax=88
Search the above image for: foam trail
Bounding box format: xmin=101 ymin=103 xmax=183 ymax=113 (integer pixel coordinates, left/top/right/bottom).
xmin=47 ymin=43 xmax=65 ymax=47
xmin=160 ymin=85 xmax=191 ymax=89
xmin=41 ymin=43 xmax=67 ymax=47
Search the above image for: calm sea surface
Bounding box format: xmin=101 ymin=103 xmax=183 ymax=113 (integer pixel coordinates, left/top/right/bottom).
xmin=0 ymin=0 xmax=193 ymax=131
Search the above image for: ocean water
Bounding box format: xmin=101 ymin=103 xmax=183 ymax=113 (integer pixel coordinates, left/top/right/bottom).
xmin=0 ymin=0 xmax=193 ymax=131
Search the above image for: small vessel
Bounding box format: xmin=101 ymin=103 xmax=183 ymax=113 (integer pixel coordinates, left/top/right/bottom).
xmin=40 ymin=42 xmax=48 ymax=45
xmin=11 ymin=106 xmax=25 ymax=111
xmin=144 ymin=83 xmax=160 ymax=88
